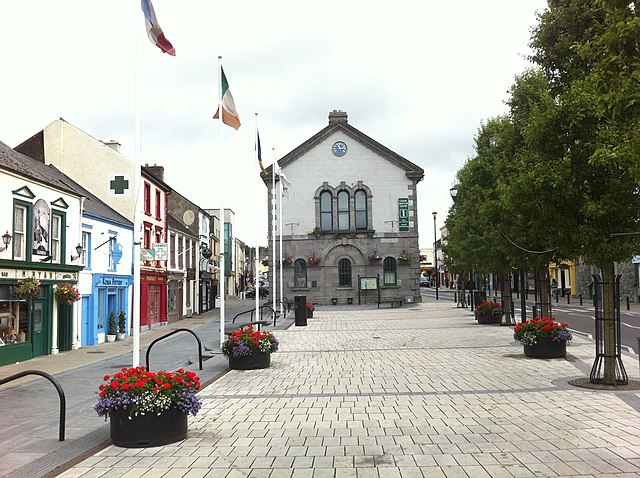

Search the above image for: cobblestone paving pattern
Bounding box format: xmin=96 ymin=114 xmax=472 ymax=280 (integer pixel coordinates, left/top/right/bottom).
xmin=59 ymin=302 xmax=640 ymax=477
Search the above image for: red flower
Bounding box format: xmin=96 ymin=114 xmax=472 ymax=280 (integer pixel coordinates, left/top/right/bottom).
xmin=103 ymin=375 xmax=110 ymax=381
xmin=162 ymin=383 xmax=171 ymax=389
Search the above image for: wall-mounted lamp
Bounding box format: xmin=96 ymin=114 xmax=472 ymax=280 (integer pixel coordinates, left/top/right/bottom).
xmin=70 ymin=244 xmax=83 ymax=261
xmin=0 ymin=231 xmax=12 ymax=252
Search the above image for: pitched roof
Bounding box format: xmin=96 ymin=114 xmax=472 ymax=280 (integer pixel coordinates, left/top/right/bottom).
xmin=265 ymin=110 xmax=424 ymax=181
xmin=0 ymin=139 xmax=132 ymax=228
xmin=0 ymin=139 xmax=84 ymax=197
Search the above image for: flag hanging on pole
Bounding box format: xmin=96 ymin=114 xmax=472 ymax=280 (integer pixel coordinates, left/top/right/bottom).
xmin=257 ymin=130 xmax=266 ymax=173
xmin=141 ymin=0 xmax=176 ymax=56
xmin=276 ymin=163 xmax=292 ymax=197
xmin=214 ymin=67 xmax=241 ymax=130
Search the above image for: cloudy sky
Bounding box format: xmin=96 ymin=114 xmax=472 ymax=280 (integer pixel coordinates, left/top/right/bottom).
xmin=1 ymin=1 xmax=548 ymax=248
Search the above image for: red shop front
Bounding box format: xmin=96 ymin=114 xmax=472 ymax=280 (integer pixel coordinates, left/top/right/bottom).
xmin=140 ymin=271 xmax=167 ymax=329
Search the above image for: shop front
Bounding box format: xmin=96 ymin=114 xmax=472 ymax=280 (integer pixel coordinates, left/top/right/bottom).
xmin=140 ymin=270 xmax=167 ymax=329
xmin=0 ymin=265 xmax=81 ymax=366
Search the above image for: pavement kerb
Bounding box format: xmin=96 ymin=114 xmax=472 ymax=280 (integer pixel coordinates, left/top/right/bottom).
xmin=0 ymin=296 xmax=245 ymax=388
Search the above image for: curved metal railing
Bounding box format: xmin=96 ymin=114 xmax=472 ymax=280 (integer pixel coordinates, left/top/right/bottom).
xmin=0 ymin=370 xmax=66 ymax=441
xmin=145 ymin=328 xmax=203 ymax=371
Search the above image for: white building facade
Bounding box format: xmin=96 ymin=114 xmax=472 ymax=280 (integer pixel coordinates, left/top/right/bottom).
xmin=264 ymin=111 xmax=424 ymax=305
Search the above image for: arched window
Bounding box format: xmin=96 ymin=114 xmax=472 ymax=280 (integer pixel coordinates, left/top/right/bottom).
xmin=338 ymin=258 xmax=352 ymax=287
xmin=355 ymin=190 xmax=367 ymax=230
xmin=383 ymin=257 xmax=397 ymax=286
xmin=337 ymin=191 xmax=350 ymax=231
xmin=294 ymin=259 xmax=307 ymax=288
xmin=320 ymin=191 xmax=332 ymax=231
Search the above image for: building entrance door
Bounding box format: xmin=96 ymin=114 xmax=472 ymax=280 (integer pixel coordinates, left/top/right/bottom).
xmin=31 ymin=299 xmax=47 ymax=356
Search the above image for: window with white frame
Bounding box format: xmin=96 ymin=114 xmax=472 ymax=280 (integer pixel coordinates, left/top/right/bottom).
xmin=51 ymin=214 xmax=62 ymax=263
xmin=13 ymin=203 xmax=27 ymax=260
xmin=81 ymin=231 xmax=90 ymax=268
xmin=337 ymin=191 xmax=350 ymax=231
xmin=355 ymin=190 xmax=368 ymax=230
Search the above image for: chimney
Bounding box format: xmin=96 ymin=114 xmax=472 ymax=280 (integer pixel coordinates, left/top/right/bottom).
xmin=328 ymin=110 xmax=348 ymax=125
xmin=144 ymin=163 xmax=164 ymax=181
xmin=101 ymin=140 xmax=121 ymax=153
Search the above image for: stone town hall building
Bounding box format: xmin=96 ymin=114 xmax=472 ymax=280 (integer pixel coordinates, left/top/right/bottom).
xmin=264 ymin=110 xmax=424 ymax=305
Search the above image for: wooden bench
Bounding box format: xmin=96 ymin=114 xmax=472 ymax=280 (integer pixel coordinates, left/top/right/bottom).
xmin=376 ymin=297 xmax=404 ymax=309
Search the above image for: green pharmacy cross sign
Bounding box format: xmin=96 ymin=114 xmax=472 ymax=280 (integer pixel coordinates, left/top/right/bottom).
xmin=398 ymin=198 xmax=409 ymax=232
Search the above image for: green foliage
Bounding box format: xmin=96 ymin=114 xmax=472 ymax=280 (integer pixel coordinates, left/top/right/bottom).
xmin=446 ymin=0 xmax=640 ymax=276
xmin=118 ymin=311 xmax=126 ymax=334
xmin=108 ymin=312 xmax=116 ymax=336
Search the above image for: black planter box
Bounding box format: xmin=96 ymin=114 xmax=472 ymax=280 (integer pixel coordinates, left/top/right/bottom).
xmin=524 ymin=337 xmax=567 ymax=359
xmin=229 ymin=350 xmax=271 ymax=370
xmin=110 ymin=407 xmax=188 ymax=448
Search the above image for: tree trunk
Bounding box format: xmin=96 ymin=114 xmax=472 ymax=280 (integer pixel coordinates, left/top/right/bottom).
xmin=601 ymin=263 xmax=617 ymax=385
xmin=500 ymin=273 xmax=514 ymax=325
xmin=534 ymin=265 xmax=552 ymax=319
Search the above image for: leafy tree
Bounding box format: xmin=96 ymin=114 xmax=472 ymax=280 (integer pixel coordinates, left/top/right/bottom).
xmin=530 ymin=0 xmax=640 ymax=384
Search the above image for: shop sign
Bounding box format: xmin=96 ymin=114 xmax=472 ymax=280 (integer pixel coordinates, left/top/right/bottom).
xmin=154 ymin=243 xmax=168 ymax=261
xmin=398 ymin=198 xmax=409 ymax=232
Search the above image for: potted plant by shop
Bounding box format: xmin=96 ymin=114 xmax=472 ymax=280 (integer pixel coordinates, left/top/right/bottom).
xmin=107 ymin=312 xmax=117 ymax=342
xmin=474 ymin=300 xmax=502 ymax=324
xmin=221 ymin=325 xmax=279 ymax=370
xmin=117 ymin=311 xmax=126 ymax=341
xmin=513 ymin=317 xmax=572 ymax=358
xmin=95 ymin=366 xmax=202 ymax=447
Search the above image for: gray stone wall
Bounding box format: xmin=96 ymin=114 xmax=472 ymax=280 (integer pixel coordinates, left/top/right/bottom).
xmin=271 ymin=231 xmax=421 ymax=306
xmin=575 ymin=259 xmax=639 ymax=302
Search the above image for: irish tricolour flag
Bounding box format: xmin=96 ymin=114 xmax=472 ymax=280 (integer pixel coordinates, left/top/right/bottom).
xmin=214 ymin=67 xmax=241 ymax=130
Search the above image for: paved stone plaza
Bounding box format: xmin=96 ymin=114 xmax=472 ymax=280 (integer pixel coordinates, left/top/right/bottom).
xmin=58 ymin=301 xmax=640 ymax=477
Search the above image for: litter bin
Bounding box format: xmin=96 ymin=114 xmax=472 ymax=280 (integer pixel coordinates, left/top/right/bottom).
xmin=294 ymin=295 xmax=307 ymax=326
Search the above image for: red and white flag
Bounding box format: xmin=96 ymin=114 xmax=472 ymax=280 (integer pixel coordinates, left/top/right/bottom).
xmin=141 ymin=0 xmax=175 ymax=56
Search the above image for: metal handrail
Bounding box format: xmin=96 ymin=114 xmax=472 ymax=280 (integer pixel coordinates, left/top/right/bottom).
xmin=0 ymin=370 xmax=66 ymax=441
xmin=254 ymin=305 xmax=277 ymax=327
xmin=145 ymin=328 xmax=203 ymax=371
xmin=232 ymin=309 xmax=254 ymax=323
xmin=233 ymin=306 xmax=277 ymax=329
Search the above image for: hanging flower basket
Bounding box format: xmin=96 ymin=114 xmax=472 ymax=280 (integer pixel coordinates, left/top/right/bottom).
xmin=308 ymin=256 xmax=321 ymax=266
xmin=368 ymin=255 xmax=382 ymax=262
xmin=398 ymin=254 xmax=412 ymax=263
xmin=282 ymin=256 xmax=293 ymax=266
xmin=14 ymin=278 xmax=41 ymax=299
xmin=55 ymin=283 xmax=81 ymax=304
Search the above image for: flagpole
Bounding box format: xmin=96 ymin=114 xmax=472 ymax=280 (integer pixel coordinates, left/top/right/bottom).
xmin=278 ymin=170 xmax=283 ymax=317
xmin=132 ymin=4 xmax=143 ymax=368
xmin=271 ymin=148 xmax=277 ymax=313
xmin=217 ymin=55 xmax=225 ymax=347
xmin=254 ymin=113 xmax=260 ymax=319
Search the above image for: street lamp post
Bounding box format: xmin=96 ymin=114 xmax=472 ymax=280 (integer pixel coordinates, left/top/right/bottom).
xmin=433 ymin=211 xmax=438 ymax=301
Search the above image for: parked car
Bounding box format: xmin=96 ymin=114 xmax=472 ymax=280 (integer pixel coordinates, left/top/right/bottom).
xmin=420 ymin=276 xmax=430 ymax=287
xmin=245 ymin=287 xmax=269 ymax=299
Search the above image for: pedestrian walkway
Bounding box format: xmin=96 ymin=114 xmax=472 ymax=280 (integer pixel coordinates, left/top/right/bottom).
xmin=0 ymin=297 xmax=296 ymax=478
xmin=55 ymin=299 xmax=640 ymax=478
